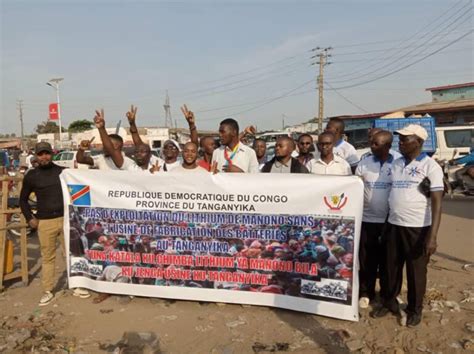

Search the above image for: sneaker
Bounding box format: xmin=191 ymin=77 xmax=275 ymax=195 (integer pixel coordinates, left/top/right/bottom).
xmin=359 ymin=297 xmax=370 ymax=309
xmin=73 ymin=288 xmax=91 ymax=298
xmin=39 ymin=291 xmax=54 ymax=307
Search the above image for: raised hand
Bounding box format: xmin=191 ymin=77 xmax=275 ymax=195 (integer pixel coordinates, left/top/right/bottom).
xmin=126 ymin=105 xmax=138 ymax=125
xmin=79 ymin=136 xmax=95 ymax=151
xmin=181 ymin=104 xmax=195 ymax=126
xmin=243 ymin=125 xmax=257 ymax=136
xmin=149 ymin=161 xmax=161 ymax=174
xmin=94 ymin=109 xmax=105 ymax=129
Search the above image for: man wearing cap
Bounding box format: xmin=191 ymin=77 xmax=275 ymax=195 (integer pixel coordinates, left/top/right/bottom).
xmin=212 ymin=118 xmax=259 ymax=173
xmin=325 ymin=117 xmax=359 ymax=171
xmin=311 ymin=132 xmax=352 ymax=176
xmin=20 ymin=142 xmax=90 ymax=306
xmin=372 ymin=124 xmax=443 ymax=327
xmin=355 ymin=130 xmax=395 ymax=309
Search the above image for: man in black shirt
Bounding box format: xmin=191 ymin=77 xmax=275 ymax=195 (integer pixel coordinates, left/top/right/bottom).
xmin=20 ymin=142 xmax=89 ymax=306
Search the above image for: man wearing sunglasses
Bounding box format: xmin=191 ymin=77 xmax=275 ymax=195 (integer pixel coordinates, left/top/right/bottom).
xmin=297 ymin=134 xmax=316 ymax=172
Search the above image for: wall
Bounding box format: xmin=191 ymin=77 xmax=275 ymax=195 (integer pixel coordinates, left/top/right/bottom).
xmin=432 ymin=86 xmax=474 ymax=102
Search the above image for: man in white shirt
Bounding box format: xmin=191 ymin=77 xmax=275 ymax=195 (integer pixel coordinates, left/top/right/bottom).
xmin=125 ymin=105 xmax=167 ymax=171
xmin=161 ymin=139 xmax=181 ymax=171
xmin=311 ymin=132 xmax=352 ymax=176
xmin=355 ymin=130 xmax=395 ymax=309
xmin=372 ymin=124 xmax=443 ymax=328
xmin=76 ymin=109 xmax=134 ymax=170
xmin=212 ymin=118 xmax=259 ymax=173
xmin=171 ymin=142 xmax=208 ymax=173
xmin=128 ymin=143 xmax=165 ymax=172
xmin=325 ymin=118 xmax=359 ymax=170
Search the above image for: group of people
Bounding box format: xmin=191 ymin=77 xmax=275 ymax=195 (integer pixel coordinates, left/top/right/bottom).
xmin=19 ymin=104 xmax=443 ymax=328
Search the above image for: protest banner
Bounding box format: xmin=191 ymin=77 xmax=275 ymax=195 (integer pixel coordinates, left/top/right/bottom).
xmin=60 ymin=170 xmax=363 ymax=321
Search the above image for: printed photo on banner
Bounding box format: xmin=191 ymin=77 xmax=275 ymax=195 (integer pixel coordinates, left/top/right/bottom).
xmin=68 ymin=205 xmax=356 ymax=306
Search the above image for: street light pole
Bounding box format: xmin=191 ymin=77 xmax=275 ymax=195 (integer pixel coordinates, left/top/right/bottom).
xmin=47 ymin=77 xmax=64 ymax=147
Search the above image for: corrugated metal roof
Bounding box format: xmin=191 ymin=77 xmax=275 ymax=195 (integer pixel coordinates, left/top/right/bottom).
xmin=398 ymin=98 xmax=474 ymax=113
xmin=425 ymin=82 xmax=474 ymax=92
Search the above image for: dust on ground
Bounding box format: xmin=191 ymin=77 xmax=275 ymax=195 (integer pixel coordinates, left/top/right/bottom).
xmin=1 ymin=198 xmax=473 ymax=353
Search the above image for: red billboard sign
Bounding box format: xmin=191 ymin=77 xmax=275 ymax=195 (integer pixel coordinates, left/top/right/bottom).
xmin=49 ymin=103 xmax=59 ymax=120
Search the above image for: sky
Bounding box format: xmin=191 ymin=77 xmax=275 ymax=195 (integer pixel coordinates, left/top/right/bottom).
xmin=1 ymin=0 xmax=473 ymax=135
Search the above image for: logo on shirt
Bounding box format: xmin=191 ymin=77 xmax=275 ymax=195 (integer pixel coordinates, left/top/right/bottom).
xmin=408 ymin=167 xmax=421 ymax=177
xmin=68 ymin=184 xmax=91 ymax=206
xmin=323 ymin=193 xmax=348 ymax=212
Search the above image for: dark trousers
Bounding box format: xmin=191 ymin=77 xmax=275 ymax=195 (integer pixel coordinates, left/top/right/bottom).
xmin=359 ymin=222 xmax=384 ymax=300
xmin=380 ymin=223 xmax=430 ymax=315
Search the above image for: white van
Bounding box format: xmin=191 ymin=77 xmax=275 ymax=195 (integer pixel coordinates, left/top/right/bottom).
xmin=433 ymin=126 xmax=473 ymax=160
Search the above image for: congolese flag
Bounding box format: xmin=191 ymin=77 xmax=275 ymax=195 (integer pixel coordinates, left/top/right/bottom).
xmin=68 ymin=184 xmax=91 ymax=206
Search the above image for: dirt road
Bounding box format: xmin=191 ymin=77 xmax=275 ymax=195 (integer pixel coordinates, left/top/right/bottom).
xmin=1 ymin=197 xmax=473 ymax=353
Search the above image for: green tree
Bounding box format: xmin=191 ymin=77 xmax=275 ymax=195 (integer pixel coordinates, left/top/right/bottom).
xmin=35 ymin=121 xmax=67 ymax=134
xmin=68 ymin=119 xmax=94 ymax=133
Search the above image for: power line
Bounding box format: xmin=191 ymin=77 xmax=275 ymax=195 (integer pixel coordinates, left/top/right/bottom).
xmin=329 ymin=1 xmax=471 ymax=79
xmin=180 ymin=65 xmax=311 ymax=101
xmin=330 ymin=30 xmax=473 ymax=90
xmin=331 ymin=30 xmax=470 ymax=57
xmin=330 ymin=46 xmax=472 ymax=63
xmin=324 ymin=81 xmax=369 ymax=113
xmin=331 ymin=0 xmax=469 ymax=49
xmin=329 ymin=8 xmax=472 ymax=84
xmin=199 ymin=79 xmax=315 ymax=122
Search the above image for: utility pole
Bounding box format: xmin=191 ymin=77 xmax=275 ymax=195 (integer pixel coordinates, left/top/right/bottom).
xmin=17 ymin=99 xmax=25 ymax=151
xmin=311 ymin=47 xmax=332 ymax=134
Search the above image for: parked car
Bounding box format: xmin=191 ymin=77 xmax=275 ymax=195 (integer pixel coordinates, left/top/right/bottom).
xmin=433 ymin=126 xmax=474 ymax=160
xmin=53 ymin=151 xmax=90 ymax=169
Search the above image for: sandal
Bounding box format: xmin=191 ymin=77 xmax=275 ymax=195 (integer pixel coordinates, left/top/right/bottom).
xmin=93 ymin=293 xmax=111 ymax=304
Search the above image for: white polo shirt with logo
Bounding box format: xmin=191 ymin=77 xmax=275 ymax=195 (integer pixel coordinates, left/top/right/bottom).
xmin=388 ymin=153 xmax=444 ymax=228
xmin=310 ymin=155 xmax=352 ymax=176
xmin=355 ymin=154 xmax=395 ymax=223
xmin=334 ymin=139 xmax=359 ymax=167
xmin=212 ymin=144 xmax=259 ymax=173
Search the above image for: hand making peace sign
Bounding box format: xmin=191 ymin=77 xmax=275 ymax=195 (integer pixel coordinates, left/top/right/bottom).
xmin=126 ymin=105 xmax=138 ymax=124
xmin=180 ymin=104 xmax=195 ymax=126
